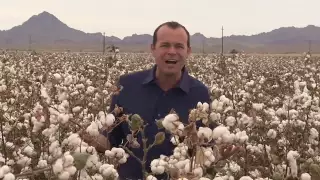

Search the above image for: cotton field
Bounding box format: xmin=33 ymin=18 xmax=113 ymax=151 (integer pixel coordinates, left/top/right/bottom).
xmin=0 ymin=51 xmax=320 ymax=180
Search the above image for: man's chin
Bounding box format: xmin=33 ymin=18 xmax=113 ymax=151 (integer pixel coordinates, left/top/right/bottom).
xmin=162 ymin=69 xmax=181 ymax=77
xmin=156 ymin=65 xmax=183 ymax=77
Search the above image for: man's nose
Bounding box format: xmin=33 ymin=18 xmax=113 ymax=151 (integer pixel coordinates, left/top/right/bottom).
xmin=167 ymin=46 xmax=177 ymax=55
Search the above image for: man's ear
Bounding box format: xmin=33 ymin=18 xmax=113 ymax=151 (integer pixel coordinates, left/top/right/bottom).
xmin=187 ymin=46 xmax=192 ymax=56
xmin=150 ymin=44 xmax=156 ymax=55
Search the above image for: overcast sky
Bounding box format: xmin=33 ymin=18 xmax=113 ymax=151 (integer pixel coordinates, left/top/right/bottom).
xmin=1 ymin=0 xmax=319 ymax=39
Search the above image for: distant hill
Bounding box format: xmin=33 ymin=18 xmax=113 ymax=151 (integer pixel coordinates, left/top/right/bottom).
xmin=1 ymin=11 xmax=320 ymax=53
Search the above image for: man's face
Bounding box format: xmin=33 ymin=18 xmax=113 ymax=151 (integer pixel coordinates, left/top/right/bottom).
xmin=151 ymin=25 xmax=191 ymax=76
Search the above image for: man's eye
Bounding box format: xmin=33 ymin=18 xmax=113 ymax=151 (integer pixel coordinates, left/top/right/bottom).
xmin=176 ymin=45 xmax=184 ymax=49
xmin=161 ymin=44 xmax=170 ymax=47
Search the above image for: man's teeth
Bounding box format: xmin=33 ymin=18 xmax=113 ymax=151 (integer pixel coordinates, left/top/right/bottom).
xmin=165 ymin=60 xmax=177 ymax=64
xmin=166 ymin=60 xmax=177 ymax=62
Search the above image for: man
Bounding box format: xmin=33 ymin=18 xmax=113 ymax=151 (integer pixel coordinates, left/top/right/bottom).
xmin=88 ymin=21 xmax=212 ymax=179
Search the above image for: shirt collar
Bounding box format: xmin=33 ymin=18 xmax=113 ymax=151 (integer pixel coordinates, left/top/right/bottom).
xmin=142 ymin=65 xmax=190 ymax=93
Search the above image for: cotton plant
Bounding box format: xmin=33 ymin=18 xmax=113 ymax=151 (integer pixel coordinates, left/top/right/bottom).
xmin=0 ymin=52 xmax=130 ymax=180
xmin=2 ymin=51 xmax=320 ymax=180
xmin=144 ymin=102 xmax=242 ymax=180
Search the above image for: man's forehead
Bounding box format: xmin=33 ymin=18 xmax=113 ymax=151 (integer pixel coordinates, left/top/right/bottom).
xmin=158 ymin=41 xmax=186 ymax=46
xmin=157 ymin=26 xmax=188 ymax=36
xmin=157 ymin=32 xmax=188 ymax=43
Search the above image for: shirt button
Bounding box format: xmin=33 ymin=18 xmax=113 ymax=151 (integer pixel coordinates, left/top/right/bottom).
xmin=158 ymin=114 xmax=161 ymax=117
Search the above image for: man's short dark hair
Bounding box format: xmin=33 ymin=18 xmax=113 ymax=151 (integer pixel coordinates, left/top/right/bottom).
xmin=152 ymin=21 xmax=190 ymax=47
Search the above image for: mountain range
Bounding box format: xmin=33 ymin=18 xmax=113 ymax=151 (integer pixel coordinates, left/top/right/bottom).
xmin=0 ymin=11 xmax=320 ymax=53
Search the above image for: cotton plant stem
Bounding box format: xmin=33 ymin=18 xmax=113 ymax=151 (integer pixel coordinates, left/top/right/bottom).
xmin=15 ymin=166 xmax=52 ymax=178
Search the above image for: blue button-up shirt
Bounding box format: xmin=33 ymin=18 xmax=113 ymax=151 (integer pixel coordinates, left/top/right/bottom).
xmin=106 ymin=65 xmax=211 ymax=179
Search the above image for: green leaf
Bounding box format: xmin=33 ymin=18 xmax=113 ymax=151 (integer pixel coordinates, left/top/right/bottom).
xmin=71 ymin=152 xmax=91 ymax=170
xmin=130 ymin=114 xmax=143 ymax=131
xmin=271 ymin=154 xmax=281 ymax=165
xmin=205 ymin=166 xmax=217 ymax=179
xmin=272 ymin=172 xmax=283 ymax=180
xmin=154 ymin=132 xmax=165 ymax=145
xmin=155 ymin=119 xmax=164 ymax=129
xmin=309 ymin=163 xmax=320 ymax=180
xmin=286 ymin=176 xmax=298 ymax=180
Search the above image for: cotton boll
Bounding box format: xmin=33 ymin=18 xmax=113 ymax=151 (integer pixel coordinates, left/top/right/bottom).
xmin=267 ymin=129 xmax=277 ymax=139
xmin=63 ymin=155 xmax=74 ymax=167
xmin=252 ymin=103 xmax=264 ymax=111
xmin=105 ymin=114 xmax=115 ymax=126
xmin=147 ymin=175 xmax=158 ymax=180
xmin=204 ymin=150 xmax=211 ymax=157
xmin=23 ymin=145 xmax=34 ymax=156
xmin=86 ymin=86 xmax=95 ymax=94
xmin=301 ymin=173 xmax=311 ymax=180
xmin=163 ymin=114 xmax=179 ymax=122
xmin=99 ymin=164 xmax=118 ymax=178
xmin=58 ymin=171 xmax=70 ymax=180
xmin=52 ymin=159 xmax=64 ymax=174
xmin=210 ymin=112 xmax=221 ymax=122
xmin=287 ymin=151 xmax=300 ymax=177
xmin=86 ymin=122 xmax=99 ymax=137
xmin=118 ymin=157 xmax=127 ymax=164
xmin=64 ymin=166 xmax=77 ymax=175
xmin=3 ymin=173 xmax=15 ymax=180
xmin=0 ymin=85 xmax=7 ymax=92
xmin=212 ymin=126 xmax=229 ymax=139
xmin=53 ymin=73 xmax=62 ymax=81
xmin=239 ymin=176 xmax=253 ymax=180
xmin=197 ymin=127 xmax=213 ymax=141
xmin=229 ymin=161 xmax=241 ymax=173
xmin=162 ymin=113 xmax=181 ymax=133
xmin=202 ymin=102 xmax=210 ymax=112
xmin=225 ymin=116 xmax=236 ymax=127
xmin=175 ymin=160 xmax=186 ymax=169
xmin=212 ymin=125 xmax=235 ymax=143
xmin=156 ymin=166 xmax=165 ymax=174
xmin=37 ymin=159 xmax=48 ymax=168
xmin=211 ymin=99 xmax=219 ymax=110
xmin=105 ymin=150 xmax=115 ymax=157
xmin=76 ymin=84 xmax=85 ymax=89
xmin=1 ymin=166 xmax=11 ymax=174
xmin=58 ymin=114 xmax=70 ymax=124
xmin=92 ymin=174 xmax=104 ymax=180
xmin=199 ymin=178 xmax=210 ymax=180
xmin=193 ymin=167 xmax=203 ymax=177
xmin=72 ymin=106 xmax=82 ymax=113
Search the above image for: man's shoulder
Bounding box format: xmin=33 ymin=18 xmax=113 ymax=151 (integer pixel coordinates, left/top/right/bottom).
xmin=188 ymin=75 xmax=209 ymax=92
xmin=186 ymin=75 xmax=211 ymax=103
xmin=118 ymin=68 xmax=151 ymax=86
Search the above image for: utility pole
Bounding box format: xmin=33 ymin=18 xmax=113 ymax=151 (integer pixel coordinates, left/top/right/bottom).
xmin=202 ymin=39 xmax=205 ymax=54
xmin=308 ymin=40 xmax=311 ymax=53
xmin=221 ymin=26 xmax=224 ymax=55
xmin=103 ymin=32 xmax=106 ymax=54
xmin=28 ymin=34 xmax=32 ymax=51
